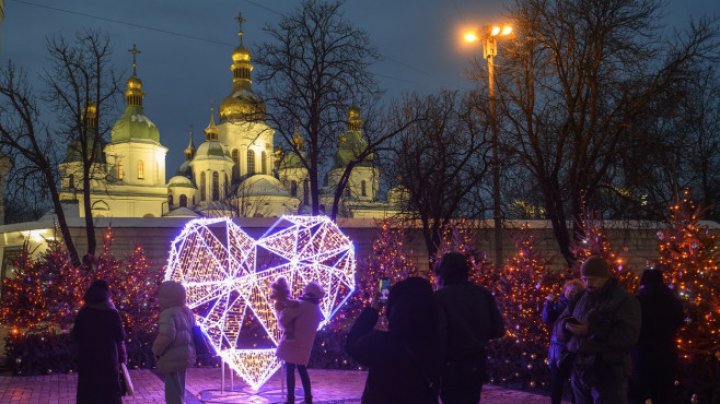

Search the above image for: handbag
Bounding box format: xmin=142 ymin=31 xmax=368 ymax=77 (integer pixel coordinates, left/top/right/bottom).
xmin=191 ymin=325 xmax=216 ymax=357
xmin=120 ymin=362 xmax=134 ymax=396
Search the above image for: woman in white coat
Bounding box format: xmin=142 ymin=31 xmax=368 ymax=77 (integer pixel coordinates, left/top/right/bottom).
xmin=152 ymin=281 xmax=196 ymax=404
xmin=276 ymin=281 xmax=325 ymax=404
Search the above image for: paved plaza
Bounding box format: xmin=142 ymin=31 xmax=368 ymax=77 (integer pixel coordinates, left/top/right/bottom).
xmin=0 ymin=367 xmax=558 ymax=403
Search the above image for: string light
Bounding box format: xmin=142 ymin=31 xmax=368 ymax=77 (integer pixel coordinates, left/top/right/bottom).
xmin=164 ymin=215 xmax=356 ymax=390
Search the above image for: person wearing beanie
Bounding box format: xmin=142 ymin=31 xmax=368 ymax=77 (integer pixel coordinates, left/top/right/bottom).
xmin=72 ymin=280 xmax=127 ymax=404
xmin=346 ymin=277 xmax=443 ymax=404
xmin=433 ymin=252 xmax=505 ymax=403
xmin=629 ymin=266 xmax=684 ymax=404
xmin=275 ymin=281 xmax=325 ymax=404
xmin=152 ymin=281 xmax=196 ymax=404
xmin=554 ymin=256 xmax=641 ymax=404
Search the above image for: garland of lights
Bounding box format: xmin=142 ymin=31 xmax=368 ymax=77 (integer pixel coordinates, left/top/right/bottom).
xmin=164 ymin=215 xmax=356 ymax=390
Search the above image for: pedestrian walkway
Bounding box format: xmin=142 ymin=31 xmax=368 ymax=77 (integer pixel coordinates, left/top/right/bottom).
xmin=0 ymin=367 xmax=554 ymax=403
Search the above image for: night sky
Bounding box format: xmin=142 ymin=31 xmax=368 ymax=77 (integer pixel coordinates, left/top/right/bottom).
xmin=1 ymin=0 xmax=718 ymax=175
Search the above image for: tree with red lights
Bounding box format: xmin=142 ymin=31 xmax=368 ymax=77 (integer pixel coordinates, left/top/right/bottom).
xmin=657 ymin=189 xmax=720 ymax=399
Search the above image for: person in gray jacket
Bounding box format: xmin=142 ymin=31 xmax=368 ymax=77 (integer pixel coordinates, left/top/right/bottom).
xmin=152 ymin=281 xmax=197 ymax=404
xmin=554 ymin=256 xmax=641 ymax=404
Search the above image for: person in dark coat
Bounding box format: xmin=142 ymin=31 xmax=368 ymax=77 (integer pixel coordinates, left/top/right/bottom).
xmin=434 ymin=252 xmax=505 ymax=404
xmin=72 ymin=280 xmax=127 ymax=404
xmin=543 ymin=279 xmax=584 ymax=404
xmin=346 ymin=277 xmax=442 ymax=404
xmin=629 ymin=266 xmax=684 ymax=404
xmin=555 ymin=256 xmax=641 ymax=404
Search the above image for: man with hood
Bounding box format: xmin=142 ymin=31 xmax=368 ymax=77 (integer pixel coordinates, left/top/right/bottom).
xmin=346 ymin=276 xmax=443 ymax=403
xmin=152 ymin=281 xmax=196 ymax=404
xmin=434 ymin=252 xmax=505 ymax=403
xmin=276 ymin=281 xmax=325 ymax=404
xmin=554 ymin=256 xmax=641 ymax=404
xmin=73 ymin=280 xmax=127 ymax=404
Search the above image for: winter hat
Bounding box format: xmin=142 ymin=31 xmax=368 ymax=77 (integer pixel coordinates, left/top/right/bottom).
xmin=580 ymin=256 xmax=610 ymax=278
xmin=158 ymin=281 xmax=187 ymax=309
xmin=83 ymin=280 xmax=111 ymax=304
xmin=301 ymin=281 xmax=325 ymax=301
xmin=434 ymin=252 xmax=470 ymax=281
xmin=387 ymin=277 xmax=437 ymax=340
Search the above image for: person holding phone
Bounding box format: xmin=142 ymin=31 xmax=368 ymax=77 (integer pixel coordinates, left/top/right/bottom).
xmin=346 ymin=277 xmax=442 ymax=403
xmin=554 ymin=256 xmax=640 ymax=404
xmin=542 ymin=279 xmax=584 ymax=404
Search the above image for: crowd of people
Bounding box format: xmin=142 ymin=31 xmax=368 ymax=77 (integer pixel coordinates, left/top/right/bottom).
xmin=70 ymin=253 xmax=685 ymax=404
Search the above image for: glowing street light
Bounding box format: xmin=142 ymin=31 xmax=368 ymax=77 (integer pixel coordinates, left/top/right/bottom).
xmin=463 ymin=23 xmax=514 ymax=268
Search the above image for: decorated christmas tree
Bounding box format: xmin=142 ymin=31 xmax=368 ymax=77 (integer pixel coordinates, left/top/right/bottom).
xmin=331 ymin=219 xmax=417 ymax=332
xmin=570 ymin=208 xmax=637 ymax=290
xmin=656 ymin=189 xmax=720 ymax=398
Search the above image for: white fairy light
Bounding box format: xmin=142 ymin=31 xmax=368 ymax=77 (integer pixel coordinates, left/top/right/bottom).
xmin=164 ymin=215 xmax=356 ymax=390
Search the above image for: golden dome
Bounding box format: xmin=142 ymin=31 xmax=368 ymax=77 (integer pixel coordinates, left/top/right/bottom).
xmin=125 ymin=76 xmax=144 ymax=106
xmin=347 ymin=105 xmax=362 ymax=131
xmin=204 ymin=107 xmax=220 ymax=141
xmin=232 ymin=45 xmax=251 ymax=62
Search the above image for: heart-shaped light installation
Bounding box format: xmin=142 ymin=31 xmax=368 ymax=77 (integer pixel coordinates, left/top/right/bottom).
xmin=164 ymin=215 xmax=356 ymax=390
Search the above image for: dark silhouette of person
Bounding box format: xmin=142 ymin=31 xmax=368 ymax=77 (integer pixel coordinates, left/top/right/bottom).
xmin=543 ymin=279 xmax=584 ymax=404
xmin=434 ymin=252 xmax=505 ymax=403
xmin=555 ymin=256 xmax=641 ymax=404
xmin=629 ymin=266 xmax=685 ymax=404
xmin=72 ymin=280 xmax=127 ymax=404
xmin=346 ymin=277 xmax=443 ymax=403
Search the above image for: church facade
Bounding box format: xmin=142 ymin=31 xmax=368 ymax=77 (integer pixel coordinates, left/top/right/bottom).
xmin=58 ymin=19 xmax=402 ymax=221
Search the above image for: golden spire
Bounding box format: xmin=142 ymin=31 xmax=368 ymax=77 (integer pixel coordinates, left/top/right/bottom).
xmin=125 ymin=44 xmax=144 ymax=107
xmin=204 ymin=106 xmax=220 ymax=141
xmin=292 ymin=125 xmax=305 ymax=151
xmin=84 ymin=103 xmax=98 ymax=130
xmin=347 ymin=106 xmax=362 ymax=131
xmin=230 ymin=12 xmax=252 ymax=90
xmin=184 ymin=125 xmax=196 ymax=160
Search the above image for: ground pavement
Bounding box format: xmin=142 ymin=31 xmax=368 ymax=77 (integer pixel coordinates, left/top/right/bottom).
xmin=0 ymin=367 xmax=559 ymax=403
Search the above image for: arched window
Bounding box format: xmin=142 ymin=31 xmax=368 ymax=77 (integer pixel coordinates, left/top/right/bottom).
xmin=303 ymin=179 xmax=310 ymax=205
xmin=212 ymin=171 xmax=220 ymax=201
xmin=290 ymin=180 xmax=298 ymax=197
xmin=137 ymin=160 xmax=144 ymax=179
xmin=261 ymin=151 xmax=267 ymax=174
xmin=68 ymin=174 xmax=75 ymax=189
xmin=361 ymin=180 xmax=367 ymax=197
xmin=232 ymin=149 xmax=240 ymax=181
xmin=117 ymin=160 xmax=124 ymax=180
xmin=180 ymin=194 xmax=188 ymax=207
xmin=168 ymin=194 xmax=174 ymax=207
xmin=200 ymin=172 xmax=206 ymax=201
xmin=247 ymin=149 xmax=256 ymax=175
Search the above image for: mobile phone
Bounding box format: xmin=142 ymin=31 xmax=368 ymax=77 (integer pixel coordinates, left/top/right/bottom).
xmin=566 ymin=317 xmax=580 ymax=325
xmin=378 ymin=278 xmax=390 ymax=302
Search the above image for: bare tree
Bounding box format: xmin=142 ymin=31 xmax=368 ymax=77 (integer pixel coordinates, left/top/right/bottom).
xmin=387 ymin=91 xmax=491 ymax=259
xmin=254 ymin=0 xmax=381 ymax=216
xmin=493 ymin=0 xmax=719 ymax=265
xmin=0 ymin=30 xmax=119 ymax=268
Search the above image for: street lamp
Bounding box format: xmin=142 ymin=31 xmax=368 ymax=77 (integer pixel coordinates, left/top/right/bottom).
xmin=465 ymin=24 xmax=513 ymax=268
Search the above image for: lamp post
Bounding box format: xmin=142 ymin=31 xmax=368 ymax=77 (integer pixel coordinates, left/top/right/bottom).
xmin=465 ymin=24 xmax=513 ymax=268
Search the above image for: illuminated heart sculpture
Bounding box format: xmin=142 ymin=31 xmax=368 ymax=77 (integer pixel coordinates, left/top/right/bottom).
xmin=164 ymin=215 xmax=356 ymax=390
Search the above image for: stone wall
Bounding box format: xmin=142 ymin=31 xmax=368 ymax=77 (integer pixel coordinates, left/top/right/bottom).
xmin=61 ymin=217 xmax=719 ymax=274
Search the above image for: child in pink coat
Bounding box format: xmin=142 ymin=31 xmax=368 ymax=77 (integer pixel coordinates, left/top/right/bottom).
xmin=275 ymin=281 xmax=325 ymax=404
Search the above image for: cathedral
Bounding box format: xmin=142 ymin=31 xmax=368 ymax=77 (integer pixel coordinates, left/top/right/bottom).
xmin=57 ymin=18 xmax=401 ymax=220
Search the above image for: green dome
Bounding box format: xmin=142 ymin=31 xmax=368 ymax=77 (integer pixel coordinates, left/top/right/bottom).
xmin=168 ymin=175 xmax=196 ymax=189
xmin=335 ymin=129 xmax=372 ymax=168
xmin=195 ymin=141 xmax=231 ymax=159
xmin=111 ymin=105 xmax=160 ymax=144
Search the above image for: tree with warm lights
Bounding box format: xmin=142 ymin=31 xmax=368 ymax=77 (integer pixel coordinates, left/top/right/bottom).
xmin=657 ymin=189 xmax=720 ymax=400
xmin=570 ymin=208 xmax=638 ymax=290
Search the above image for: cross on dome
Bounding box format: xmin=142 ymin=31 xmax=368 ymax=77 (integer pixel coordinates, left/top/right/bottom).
xmin=128 ymin=44 xmax=141 ymax=76
xmin=235 ymin=12 xmax=246 ymax=45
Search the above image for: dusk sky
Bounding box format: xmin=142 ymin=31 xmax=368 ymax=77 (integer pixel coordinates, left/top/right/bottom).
xmin=2 ymin=0 xmax=719 ymax=174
